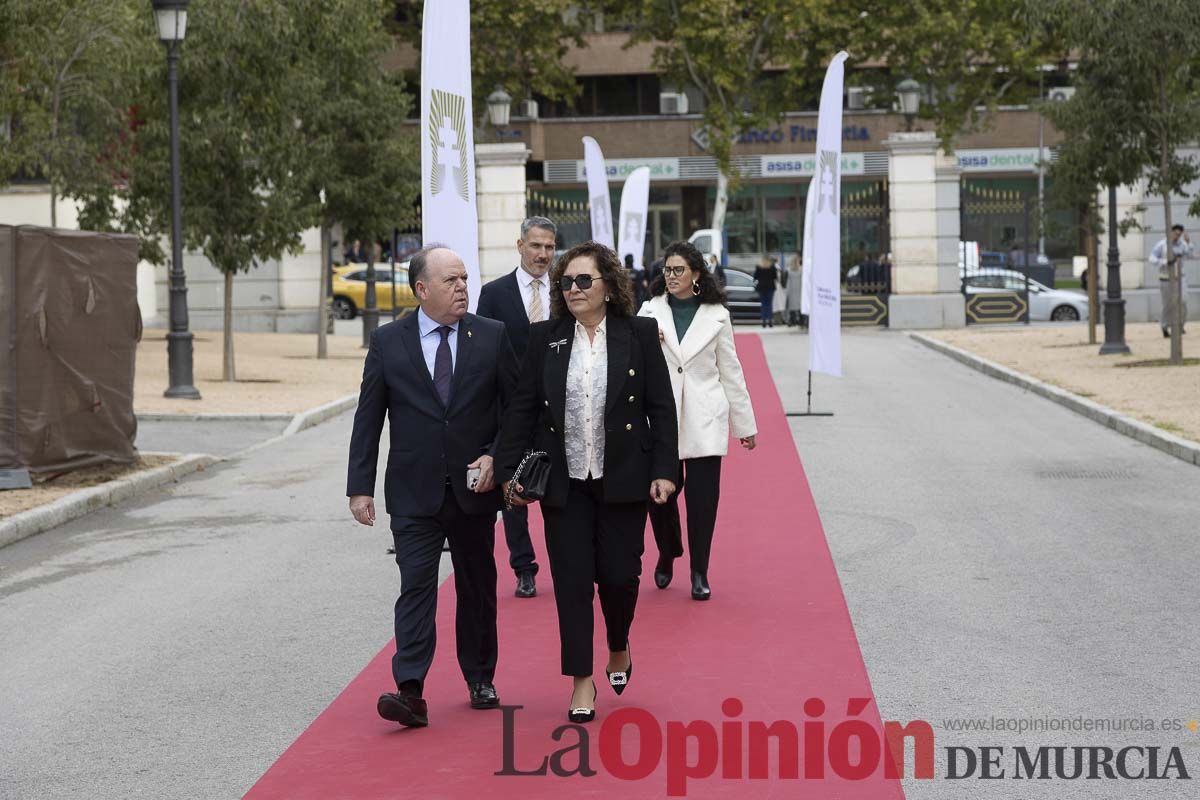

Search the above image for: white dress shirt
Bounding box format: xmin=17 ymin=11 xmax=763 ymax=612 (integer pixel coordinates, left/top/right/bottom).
xmin=515 ymin=265 xmax=552 ymax=321
xmin=564 ymin=318 xmax=608 ymax=480
xmin=416 ymin=307 xmax=458 ymax=378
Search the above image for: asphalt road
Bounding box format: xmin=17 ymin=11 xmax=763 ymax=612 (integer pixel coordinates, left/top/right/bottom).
xmin=1 ymin=329 xmax=1197 ymax=799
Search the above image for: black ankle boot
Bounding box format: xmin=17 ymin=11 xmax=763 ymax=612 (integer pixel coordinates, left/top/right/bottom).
xmin=654 ymin=556 xmax=674 ymax=589
xmin=690 ymin=570 xmax=711 ymax=601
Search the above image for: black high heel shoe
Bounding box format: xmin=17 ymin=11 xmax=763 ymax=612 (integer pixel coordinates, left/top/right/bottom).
xmin=605 ymin=645 xmax=633 ymax=695
xmin=568 ymin=680 xmax=597 ymax=723
xmin=691 ymin=570 xmax=711 ymax=601
xmin=654 ymin=556 xmax=674 ymax=589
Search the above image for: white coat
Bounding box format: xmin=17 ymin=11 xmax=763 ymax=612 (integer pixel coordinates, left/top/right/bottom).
xmin=638 ymin=295 xmax=757 ymax=460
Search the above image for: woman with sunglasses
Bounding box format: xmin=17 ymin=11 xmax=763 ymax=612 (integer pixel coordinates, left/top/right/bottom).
xmin=638 ymin=241 xmax=758 ymax=601
xmin=497 ymin=241 xmax=678 ymax=723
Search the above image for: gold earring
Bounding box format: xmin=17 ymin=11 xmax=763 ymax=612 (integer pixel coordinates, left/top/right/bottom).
xmin=692 ymin=280 xmax=700 ymax=296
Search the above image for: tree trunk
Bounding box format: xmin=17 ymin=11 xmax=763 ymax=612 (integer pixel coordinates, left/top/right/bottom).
xmin=223 ymin=270 xmax=236 ymax=381
xmin=1086 ymin=220 xmax=1098 ymax=345
xmin=50 ymin=187 xmax=57 ymax=228
xmin=1164 ymin=187 xmax=1182 ymax=364
xmin=711 ymin=169 xmax=730 ymax=245
xmin=317 ymin=223 xmax=330 ymax=359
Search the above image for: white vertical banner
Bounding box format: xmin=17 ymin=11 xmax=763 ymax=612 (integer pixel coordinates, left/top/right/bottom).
xmin=421 ymin=0 xmax=481 ymax=311
xmin=800 ymin=175 xmax=817 ymax=315
xmin=582 ymin=136 xmax=615 ymax=249
xmin=617 ymin=166 xmax=650 ymax=270
xmin=808 ymin=51 xmax=849 ymax=378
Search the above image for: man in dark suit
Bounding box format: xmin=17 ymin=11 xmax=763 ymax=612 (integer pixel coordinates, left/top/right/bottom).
xmin=475 ymin=216 xmax=555 ymax=599
xmin=347 ymin=245 xmax=519 ymax=728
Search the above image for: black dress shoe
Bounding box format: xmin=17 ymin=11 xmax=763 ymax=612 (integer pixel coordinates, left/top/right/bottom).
xmin=568 ymin=680 xmax=597 ymax=723
xmin=377 ymin=691 xmax=429 ymax=727
xmin=691 ymin=570 xmax=711 ymax=601
xmin=653 ymin=557 xmax=674 ymax=589
xmin=605 ymin=645 xmax=633 ymax=696
xmin=469 ymin=681 xmax=500 ymax=709
xmin=515 ymin=572 xmax=536 ymax=598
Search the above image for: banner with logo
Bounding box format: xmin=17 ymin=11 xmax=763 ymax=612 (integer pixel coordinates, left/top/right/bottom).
xmin=582 ymin=136 xmax=615 ymax=249
xmin=421 ymin=0 xmax=480 ymax=310
xmin=808 ymin=51 xmax=849 ymax=378
xmin=616 ymin=167 xmax=650 ymax=272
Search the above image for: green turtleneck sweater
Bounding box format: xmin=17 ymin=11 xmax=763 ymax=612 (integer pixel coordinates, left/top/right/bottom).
xmin=667 ymin=293 xmax=701 ymax=342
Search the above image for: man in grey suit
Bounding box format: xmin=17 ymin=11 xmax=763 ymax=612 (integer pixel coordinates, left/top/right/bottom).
xmin=475 ymin=217 xmax=556 ymax=598
xmin=347 ymin=245 xmax=519 ymax=728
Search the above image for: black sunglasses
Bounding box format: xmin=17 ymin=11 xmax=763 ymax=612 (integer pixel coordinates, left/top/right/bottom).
xmin=559 ymin=274 xmax=602 ymax=291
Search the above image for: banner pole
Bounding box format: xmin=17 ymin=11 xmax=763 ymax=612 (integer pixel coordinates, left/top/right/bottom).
xmin=787 ymin=370 xmax=834 ymax=418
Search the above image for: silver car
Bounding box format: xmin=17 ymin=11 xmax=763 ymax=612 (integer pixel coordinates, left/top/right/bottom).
xmin=963 ymin=270 xmax=1088 ymax=322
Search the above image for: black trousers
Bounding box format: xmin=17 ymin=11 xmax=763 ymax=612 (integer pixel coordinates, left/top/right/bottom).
xmin=648 ymin=456 xmax=722 ymax=574
xmin=500 ymin=505 xmax=539 ymax=577
xmin=390 ymin=485 xmax=498 ymax=690
xmin=540 ymin=478 xmax=646 ymax=677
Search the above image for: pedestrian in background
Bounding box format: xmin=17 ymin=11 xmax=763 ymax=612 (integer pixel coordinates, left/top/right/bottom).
xmin=1150 ymin=224 xmax=1192 ymax=337
xmin=753 ymin=255 xmax=779 ymax=328
xmin=785 ymin=252 xmax=805 ymax=327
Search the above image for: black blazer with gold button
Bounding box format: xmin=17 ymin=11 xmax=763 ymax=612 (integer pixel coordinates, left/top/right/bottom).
xmin=496 ymin=314 xmax=678 ymax=508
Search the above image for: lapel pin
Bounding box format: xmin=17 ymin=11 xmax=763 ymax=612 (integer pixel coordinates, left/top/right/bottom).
xmin=467 ymin=329 xmax=473 ymax=338
xmin=549 ymin=338 xmax=567 ymax=353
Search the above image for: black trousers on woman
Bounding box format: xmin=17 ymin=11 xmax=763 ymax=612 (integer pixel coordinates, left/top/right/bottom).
xmin=648 ymin=456 xmax=722 ymax=574
xmin=540 ymin=477 xmax=646 ymax=677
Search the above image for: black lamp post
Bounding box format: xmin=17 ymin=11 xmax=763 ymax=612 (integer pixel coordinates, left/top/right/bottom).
xmin=1099 ymin=183 xmax=1130 ymax=354
xmin=896 ymin=79 xmax=922 ymax=132
xmin=154 ymin=0 xmax=200 ymax=398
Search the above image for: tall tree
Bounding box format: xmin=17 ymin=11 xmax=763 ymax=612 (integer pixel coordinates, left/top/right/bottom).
xmin=295 ymin=0 xmax=420 ymax=356
xmin=611 ymin=0 xmax=846 ymax=233
xmin=0 ymin=0 xmax=148 ymax=225
xmin=1043 ymin=0 xmax=1200 ymax=364
xmin=854 ymin=1 xmax=1053 ymax=149
xmin=390 ymin=0 xmax=589 ymax=131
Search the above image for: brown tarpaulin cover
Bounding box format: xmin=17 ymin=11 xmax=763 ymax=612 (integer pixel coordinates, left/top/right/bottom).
xmin=0 ymin=225 xmax=140 ymax=471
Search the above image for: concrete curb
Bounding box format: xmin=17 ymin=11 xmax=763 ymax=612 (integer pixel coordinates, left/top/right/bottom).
xmin=911 ymin=333 xmax=1200 ymax=469
xmin=0 ymin=454 xmax=218 ymax=549
xmin=231 ymin=393 xmax=359 ymax=459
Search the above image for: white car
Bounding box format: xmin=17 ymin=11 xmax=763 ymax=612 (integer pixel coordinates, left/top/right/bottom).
xmin=963 ymin=270 xmax=1088 ymax=322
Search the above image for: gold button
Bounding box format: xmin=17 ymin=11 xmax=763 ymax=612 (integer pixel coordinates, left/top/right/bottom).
xmin=628 ymin=369 xmax=635 ymax=376
xmin=625 ymin=423 xmax=632 ymax=431
xmin=627 ymin=395 xmax=634 ymax=403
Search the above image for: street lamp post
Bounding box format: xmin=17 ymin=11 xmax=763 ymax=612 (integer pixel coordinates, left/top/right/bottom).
xmin=1100 ymin=183 xmax=1130 ymax=355
xmin=154 ymin=0 xmax=200 ymax=399
xmin=486 ymin=85 xmax=511 ymax=140
xmin=896 ymin=79 xmax=922 ymax=132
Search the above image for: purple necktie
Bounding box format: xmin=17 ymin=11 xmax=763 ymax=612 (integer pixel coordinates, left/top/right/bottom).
xmin=433 ymin=325 xmax=452 ymax=406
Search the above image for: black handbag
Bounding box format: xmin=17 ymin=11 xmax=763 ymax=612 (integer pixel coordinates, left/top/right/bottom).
xmin=505 ymin=450 xmax=551 ymax=510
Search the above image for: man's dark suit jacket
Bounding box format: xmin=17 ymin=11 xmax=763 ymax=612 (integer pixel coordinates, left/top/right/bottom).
xmin=346 ymin=312 xmax=519 ymax=519
xmin=496 ymin=314 xmax=678 ymax=508
xmin=476 ymin=270 xmax=533 ymax=358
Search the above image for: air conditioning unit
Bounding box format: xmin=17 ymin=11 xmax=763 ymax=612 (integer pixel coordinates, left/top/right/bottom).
xmin=847 ymin=86 xmax=870 ymax=110
xmin=516 ymin=98 xmax=539 ymax=119
xmin=659 ymin=92 xmax=689 ymax=115
xmin=1046 ymin=86 xmax=1076 ymax=102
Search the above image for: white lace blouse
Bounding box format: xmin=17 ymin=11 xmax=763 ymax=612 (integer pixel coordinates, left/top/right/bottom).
xmin=564 ymin=318 xmax=608 ymax=480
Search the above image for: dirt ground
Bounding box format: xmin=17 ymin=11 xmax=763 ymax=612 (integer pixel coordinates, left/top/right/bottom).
xmin=136 ymin=329 xmax=368 ymax=414
xmin=0 ymin=455 xmax=179 ymax=519
xmin=928 ymin=322 xmax=1200 ymax=444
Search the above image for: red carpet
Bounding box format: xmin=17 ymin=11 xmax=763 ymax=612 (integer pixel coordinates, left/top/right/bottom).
xmin=245 ymin=335 xmax=905 ymax=799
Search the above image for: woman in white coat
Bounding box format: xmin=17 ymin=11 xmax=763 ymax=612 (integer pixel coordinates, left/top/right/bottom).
xmin=638 ymin=241 xmax=758 ymax=600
